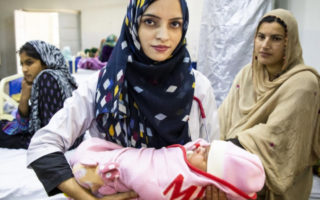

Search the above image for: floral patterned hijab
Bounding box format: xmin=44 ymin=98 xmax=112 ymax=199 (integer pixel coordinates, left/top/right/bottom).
xmin=95 ymin=0 xmax=195 ymax=148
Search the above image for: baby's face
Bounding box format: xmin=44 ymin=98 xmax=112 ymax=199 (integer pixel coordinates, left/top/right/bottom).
xmin=186 ymin=146 xmax=210 ymax=171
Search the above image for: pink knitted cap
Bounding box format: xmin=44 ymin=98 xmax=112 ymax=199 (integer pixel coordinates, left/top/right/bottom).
xmin=207 ymin=140 xmax=265 ymax=197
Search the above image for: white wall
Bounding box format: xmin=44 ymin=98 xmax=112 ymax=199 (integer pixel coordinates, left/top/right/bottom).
xmin=81 ymin=4 xmax=126 ymax=50
xmin=59 ymin=12 xmax=81 ymax=55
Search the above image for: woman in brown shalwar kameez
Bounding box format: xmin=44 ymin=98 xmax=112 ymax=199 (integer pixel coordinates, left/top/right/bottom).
xmin=219 ymin=9 xmax=320 ymax=200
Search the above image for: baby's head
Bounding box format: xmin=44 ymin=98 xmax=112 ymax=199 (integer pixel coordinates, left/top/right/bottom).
xmin=186 ymin=145 xmax=210 ymax=172
xmin=190 ymin=140 xmax=265 ymax=198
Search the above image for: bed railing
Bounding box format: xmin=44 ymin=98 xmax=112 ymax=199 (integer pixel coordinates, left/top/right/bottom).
xmin=0 ymin=74 xmax=23 ymax=121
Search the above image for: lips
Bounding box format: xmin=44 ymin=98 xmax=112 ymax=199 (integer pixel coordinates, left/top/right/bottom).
xmin=24 ymin=75 xmax=34 ymax=82
xmin=259 ymin=52 xmax=272 ymax=57
xmin=152 ymin=45 xmax=169 ymax=52
xmin=24 ymin=75 xmax=31 ymax=80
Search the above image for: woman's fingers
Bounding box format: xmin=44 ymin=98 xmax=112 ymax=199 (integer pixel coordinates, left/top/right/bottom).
xmin=100 ymin=191 xmax=138 ymax=200
xmin=211 ymin=186 xmax=219 ymax=200
xmin=218 ymin=188 xmax=227 ymax=200
xmin=205 ymin=185 xmax=228 ymax=200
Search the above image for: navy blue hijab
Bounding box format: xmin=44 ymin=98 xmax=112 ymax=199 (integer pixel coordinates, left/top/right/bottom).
xmin=95 ymin=0 xmax=195 ymax=148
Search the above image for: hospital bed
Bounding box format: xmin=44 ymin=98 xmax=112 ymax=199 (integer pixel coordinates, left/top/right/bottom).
xmin=0 ymin=74 xmax=23 ymax=121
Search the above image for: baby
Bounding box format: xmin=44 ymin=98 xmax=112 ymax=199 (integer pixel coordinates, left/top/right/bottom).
xmin=70 ymin=138 xmax=265 ymax=200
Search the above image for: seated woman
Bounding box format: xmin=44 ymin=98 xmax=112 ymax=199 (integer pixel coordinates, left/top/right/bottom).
xmin=70 ymin=137 xmax=265 ymax=200
xmin=98 ymin=34 xmax=117 ymax=62
xmin=0 ymin=40 xmax=78 ymax=149
xmin=219 ymin=9 xmax=320 ymax=199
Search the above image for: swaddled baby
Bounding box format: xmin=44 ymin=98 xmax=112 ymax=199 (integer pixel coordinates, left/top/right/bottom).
xmin=70 ymin=138 xmax=265 ymax=200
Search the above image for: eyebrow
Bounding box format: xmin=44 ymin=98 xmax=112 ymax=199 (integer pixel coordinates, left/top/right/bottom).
xmin=21 ymin=58 xmax=30 ymax=62
xmin=21 ymin=58 xmax=34 ymax=64
xmin=142 ymin=14 xmax=160 ymax=19
xmin=257 ymin=32 xmax=284 ymax=37
xmin=24 ymin=58 xmax=33 ymax=62
xmin=142 ymin=14 xmax=183 ymax=21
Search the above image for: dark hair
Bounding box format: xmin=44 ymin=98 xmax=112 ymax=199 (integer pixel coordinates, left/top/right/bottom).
xmin=18 ymin=42 xmax=46 ymax=66
xmin=86 ymin=47 xmax=98 ymax=57
xmin=84 ymin=48 xmax=90 ymax=54
xmin=257 ymin=15 xmax=288 ymax=34
xmin=91 ymin=47 xmax=98 ymax=54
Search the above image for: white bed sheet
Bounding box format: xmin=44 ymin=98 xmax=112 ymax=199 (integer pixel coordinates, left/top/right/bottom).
xmin=0 ymin=148 xmax=75 ymax=200
xmin=72 ymin=68 xmax=97 ymax=85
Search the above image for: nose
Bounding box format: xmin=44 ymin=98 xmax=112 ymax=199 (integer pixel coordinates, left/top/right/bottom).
xmin=196 ymin=147 xmax=204 ymax=154
xmin=156 ymin=24 xmax=169 ymax=41
xmin=261 ymin=38 xmax=271 ymax=49
xmin=21 ymin=64 xmax=28 ymax=74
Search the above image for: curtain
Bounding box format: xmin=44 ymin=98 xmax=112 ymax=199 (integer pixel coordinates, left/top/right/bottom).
xmin=197 ymin=0 xmax=273 ymax=106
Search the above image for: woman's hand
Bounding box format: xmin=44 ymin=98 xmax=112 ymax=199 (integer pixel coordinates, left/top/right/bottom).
xmin=99 ymin=191 xmax=138 ymax=200
xmin=204 ymin=185 xmax=227 ymax=200
xmin=21 ymin=78 xmax=32 ymax=99
xmin=59 ymin=178 xmax=138 ymax=200
xmin=18 ymin=79 xmax=33 ymax=117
